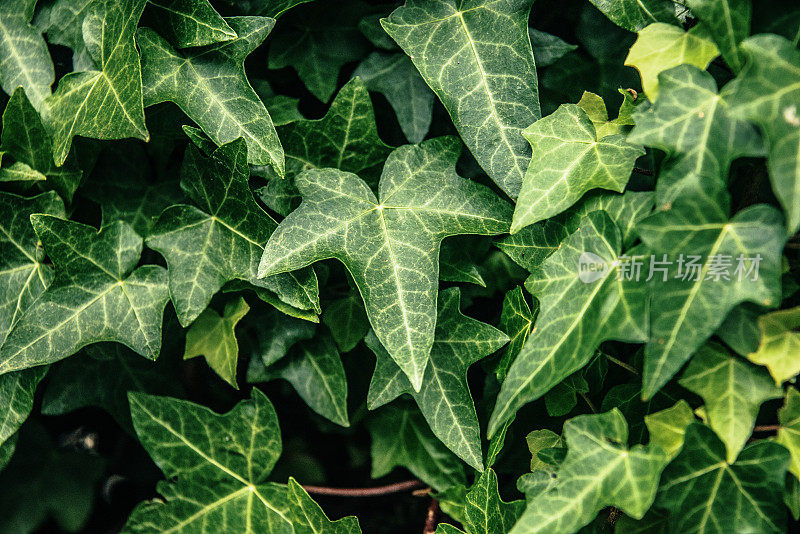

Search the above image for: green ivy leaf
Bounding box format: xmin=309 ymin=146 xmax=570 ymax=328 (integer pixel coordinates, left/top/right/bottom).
xmin=0 ymin=0 xmax=53 ymax=111
xmin=525 ymin=429 xmax=563 ymax=472
xmin=643 ymin=400 xmax=694 ymax=459
xmin=495 ymin=220 xmax=568 ymax=273
xmin=625 ymin=23 xmax=719 ymax=101
xmin=322 ymin=292 xmax=369 ymax=353
xmin=138 ymin=17 xmax=284 ymax=172
xmin=239 ymin=0 xmax=312 ymax=18
xmin=0 ymin=161 xmax=46 ymax=184
xmin=382 ymin=0 xmax=541 ymax=198
xmin=146 ymin=139 xmax=319 ymax=327
xmin=778 ymin=388 xmax=800 ymax=480
xmin=435 ymin=469 xmax=524 ymax=534
xmin=286 ymin=478 xmax=362 ymax=533
xmin=184 ymin=296 xmax=250 ymax=388
xmin=530 ymin=29 xmax=577 ymax=68
xmin=42 ymin=0 xmax=149 ymax=166
xmin=655 ymin=423 xmax=789 ymax=534
xmin=679 ymin=343 xmax=782 ymax=462
xmin=440 ymin=237 xmax=486 ymax=287
xmin=685 ymin=0 xmax=750 ymax=73
xmin=149 ymin=0 xmax=237 ymax=48
xmin=496 ymin=286 xmax=537 ymax=382
xmin=587 ymin=0 xmax=677 ymax=32
xmin=34 ymin=0 xmax=95 ymax=70
xmin=748 ymin=306 xmax=800 ymax=384
xmin=258 ymin=137 xmax=512 ymax=390
xmin=0 ymin=216 xmax=170 ymax=374
xmin=244 ymin=305 xmax=316 ymax=370
xmin=367 ymin=287 xmax=509 ymax=471
xmin=0 ymin=367 xmax=46 ymax=458
xmin=511 ymin=104 xmax=644 ymax=232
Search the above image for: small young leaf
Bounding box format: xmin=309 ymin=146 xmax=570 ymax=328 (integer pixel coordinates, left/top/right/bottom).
xmin=748 ymin=306 xmax=800 ymax=384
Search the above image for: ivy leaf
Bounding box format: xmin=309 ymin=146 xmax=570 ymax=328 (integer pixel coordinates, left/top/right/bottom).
xmin=748 ymin=306 xmax=800 ymax=384
xmin=577 ymin=90 xmax=641 ymax=139
xmin=558 ymin=190 xmax=654 ymax=249
xmin=495 ymin=220 xmax=568 ymax=273
xmin=489 ymin=211 xmax=648 ymax=437
xmin=496 ymin=286 xmax=537 ymax=382
xmin=1 ymin=88 xmax=83 ymax=203
xmin=146 ymin=139 xmax=319 ymax=327
xmin=778 ymin=388 xmax=800 ymax=480
xmin=353 ymin=52 xmax=434 ymax=144
xmin=238 ymin=0 xmax=312 ymax=18
xmin=0 ymin=191 xmax=64 ymax=345
xmin=625 ymin=23 xmax=719 ymax=101
xmin=149 ymin=0 xmax=237 ymax=48
xmin=587 ymin=0 xmax=677 ymax=32
xmin=184 ymin=296 xmax=250 ymax=388
xmin=440 ymin=237 xmax=486 ymax=287
xmin=123 ymin=390 xmax=294 ymax=533
xmin=511 ymin=104 xmax=644 ymax=232
xmin=0 ymin=161 xmax=46 ymax=184
xmin=510 ymin=409 xmax=670 ymax=534
xmin=258 ymin=137 xmax=512 ymax=390
xmin=0 ymin=367 xmax=46 ymax=458
xmin=244 ymin=305 xmax=316 ymax=370
xmin=685 ymin=0 xmax=750 ymax=73
xmin=382 ymin=0 xmax=541 ymax=198
xmin=525 ymin=430 xmax=563 ymax=472
xmin=638 ymin=201 xmax=786 ymax=399
xmin=42 ymin=0 xmax=149 ymax=166
xmin=33 ymin=0 xmax=95 ymax=70
xmin=138 ymin=16 xmax=284 ymax=173
xmin=367 ymin=287 xmax=509 ymax=471
xmin=530 ymin=29 xmax=577 ymax=68
xmin=643 ymin=399 xmax=694 ymax=459
xmin=322 ymin=293 xmax=369 ymax=353
xmin=655 ymin=423 xmax=789 ymax=534
xmin=368 ymin=405 xmax=465 ymax=491
xmin=435 ymin=469 xmax=524 ymax=534
xmin=723 ymin=35 xmax=800 ymax=233
xmin=0 ymin=0 xmax=54 ymax=110
xmin=678 ymin=343 xmax=782 ymax=462
xmin=286 ymin=478 xmax=362 ymax=533
xmin=0 ymin=216 xmax=170 ymax=375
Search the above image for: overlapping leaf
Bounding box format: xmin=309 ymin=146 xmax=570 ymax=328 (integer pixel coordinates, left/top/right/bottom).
xmin=0 ymin=367 xmax=46 ymax=464
xmin=0 ymin=0 xmax=53 ymax=110
xmin=286 ymin=479 xmax=362 ymax=533
xmin=588 ymin=0 xmax=677 ymax=32
xmin=149 ymin=0 xmax=236 ymax=48
xmin=748 ymin=306 xmax=800 ymax=384
xmin=685 ymin=0 xmax=750 ymax=73
xmin=436 ymin=469 xmax=524 ymax=534
xmin=778 ymin=388 xmax=800 ymax=480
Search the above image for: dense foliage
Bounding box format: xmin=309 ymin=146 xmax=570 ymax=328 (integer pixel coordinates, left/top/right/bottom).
xmin=1 ymin=0 xmax=800 ymax=532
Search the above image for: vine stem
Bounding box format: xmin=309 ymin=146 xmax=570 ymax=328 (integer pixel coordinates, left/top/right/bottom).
xmin=423 ymin=499 xmax=441 ymax=533
xmin=753 ymin=424 xmax=781 ymax=432
xmin=301 ymin=479 xmax=426 ymax=497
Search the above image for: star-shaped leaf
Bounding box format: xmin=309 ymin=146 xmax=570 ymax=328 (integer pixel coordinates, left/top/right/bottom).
xmin=138 ymin=16 xmax=284 ymax=172
xmin=0 ymin=216 xmax=170 ymax=375
xmin=41 ymin=0 xmax=149 ymax=166
xmin=748 ymin=306 xmax=800 ymax=384
xmin=625 ymin=23 xmax=719 ymax=101
xmin=149 ymin=0 xmax=236 ymax=48
xmin=511 ymin=104 xmax=644 ymax=232
xmin=258 ymin=137 xmax=512 ymax=390
xmin=778 ymin=388 xmax=800 ymax=480
xmin=435 ymin=469 xmax=524 ymax=534
xmin=123 ymin=390 xmax=295 ymax=533
xmin=286 ymin=478 xmax=362 ymax=534
xmin=685 ymin=0 xmax=750 ymax=73
xmin=588 ymin=0 xmax=677 ymax=32
xmin=509 ymin=409 xmax=670 ymax=534
xmin=147 ymin=139 xmax=319 ymax=327
xmin=638 ymin=199 xmax=786 ymax=399
xmin=382 ymin=0 xmax=541 ymax=198
xmin=655 ymin=423 xmax=789 ymax=534
xmin=489 ymin=211 xmax=648 ymax=437
xmin=184 ymin=296 xmax=250 ymax=388
xmin=679 ymin=343 xmax=782 ymax=462
xmin=367 ymin=287 xmax=509 ymax=471
xmin=0 ymin=0 xmax=54 ymax=111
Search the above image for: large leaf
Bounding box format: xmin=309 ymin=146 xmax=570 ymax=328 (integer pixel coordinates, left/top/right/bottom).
xmin=685 ymin=0 xmax=750 ymax=73
xmin=435 ymin=469 xmax=524 ymax=534
xmin=42 ymin=0 xmax=149 ymax=165
xmin=510 ymin=409 xmax=670 ymax=534
xmin=382 ymin=0 xmax=541 ymax=198
xmin=147 ymin=139 xmax=319 ymax=327
xmin=678 ymin=343 xmax=782 ymax=462
xmin=138 ymin=17 xmax=284 ymax=172
xmin=511 ymin=104 xmax=643 ymax=232
xmin=367 ymin=287 xmax=509 ymax=471
xmin=748 ymin=306 xmax=800 ymax=384
xmin=0 ymin=0 xmax=54 ymax=110
xmin=258 ymin=137 xmax=512 ymax=390
xmin=149 ymin=0 xmax=236 ymax=48
xmin=587 ymin=0 xmax=677 ymax=32
xmin=489 ymin=211 xmax=648 ymax=437
xmin=655 ymin=423 xmax=789 ymax=534
xmin=0 ymin=216 xmax=170 ymax=374
xmin=123 ymin=390 xmax=295 ymax=533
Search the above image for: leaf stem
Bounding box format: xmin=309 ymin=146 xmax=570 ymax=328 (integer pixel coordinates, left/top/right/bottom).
xmin=423 ymin=499 xmax=440 ymax=533
xmin=301 ymin=479 xmax=426 ymax=497
xmin=753 ymin=424 xmax=781 ymax=432
xmin=604 ymin=354 xmax=639 ymax=375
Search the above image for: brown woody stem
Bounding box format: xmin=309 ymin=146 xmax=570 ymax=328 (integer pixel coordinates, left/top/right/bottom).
xmin=302 ymin=479 xmax=426 ymax=497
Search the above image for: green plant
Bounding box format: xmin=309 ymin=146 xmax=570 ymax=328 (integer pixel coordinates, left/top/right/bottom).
xmin=1 ymin=0 xmax=800 ymax=532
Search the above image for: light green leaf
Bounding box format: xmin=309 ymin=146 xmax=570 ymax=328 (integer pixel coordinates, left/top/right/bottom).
xmin=382 ymin=0 xmax=541 ymax=198
xmin=525 ymin=429 xmax=562 ymax=472
xmin=496 ymin=286 xmax=537 ymax=382
xmin=0 ymin=191 xmax=64 ymax=346
xmin=435 ymin=469 xmax=524 ymax=534
xmin=530 ymin=29 xmax=577 ymax=68
xmin=723 ymin=34 xmax=800 ymax=233
xmin=778 ymin=387 xmax=800 ymax=479
xmin=367 ymin=405 xmax=465 ymax=491
xmin=638 ymin=201 xmax=786 ymax=399
xmin=685 ymin=0 xmax=750 ymax=73
xmin=577 ymin=90 xmax=641 ymax=139
xmin=146 ymin=139 xmax=319 ymax=327
xmin=656 ymin=423 xmax=789 ymax=534
xmin=353 ymin=52 xmax=434 ymax=144
xmin=149 ymin=0 xmax=237 ymax=48
xmin=322 ymin=293 xmax=369 ymax=353
xmin=489 ymin=211 xmax=648 ymax=437
xmin=42 ymin=0 xmax=149 ymax=166
xmin=510 ymin=409 xmax=670 ymax=534
xmin=367 ymin=287 xmax=509 ymax=471
xmin=123 ymin=390 xmax=294 ymax=533
xmin=625 ymin=23 xmax=719 ymax=101
xmin=512 ymin=104 xmax=644 ymax=232
xmin=258 ymin=137 xmax=512 ymax=390
xmin=748 ymin=306 xmax=800 ymax=384
xmin=643 ymin=400 xmax=694 ymax=460
xmin=588 ymin=0 xmax=677 ymax=32
xmin=0 ymin=216 xmax=170 ymax=374
xmin=0 ymin=0 xmax=53 ymax=110
xmin=138 ymin=17 xmax=284 ymax=173
xmin=679 ymin=343 xmax=782 ymax=462
xmin=286 ymin=478 xmax=362 ymax=533
xmin=184 ymin=296 xmax=250 ymax=388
